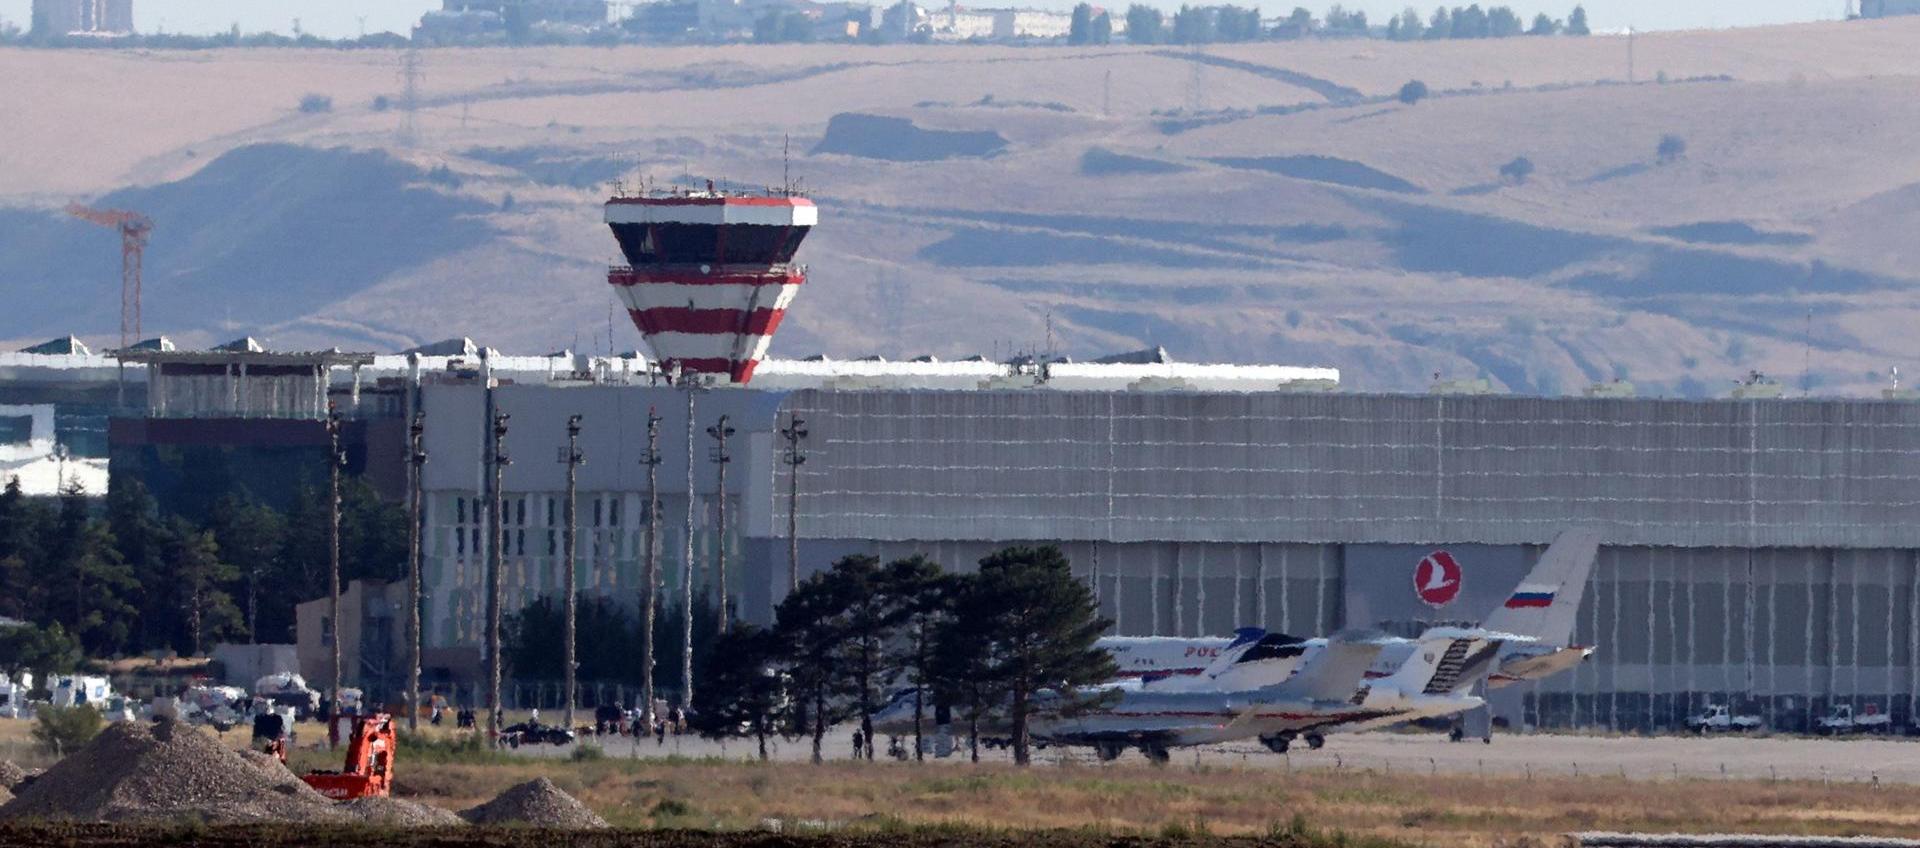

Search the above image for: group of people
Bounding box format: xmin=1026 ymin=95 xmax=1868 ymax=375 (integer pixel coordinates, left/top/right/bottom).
xmin=426 ymin=704 xmax=479 ymax=729
xmin=593 ymin=703 xmax=687 ymax=744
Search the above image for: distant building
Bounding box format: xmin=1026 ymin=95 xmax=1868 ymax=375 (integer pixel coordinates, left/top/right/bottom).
xmin=442 ymin=0 xmax=610 ymax=26
xmin=1860 ymin=0 xmax=1920 ymax=16
xmin=30 ymin=0 xmax=133 ymax=36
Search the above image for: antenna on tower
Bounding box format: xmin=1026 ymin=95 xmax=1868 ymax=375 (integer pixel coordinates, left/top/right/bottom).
xmin=782 ymin=134 xmax=792 ymax=194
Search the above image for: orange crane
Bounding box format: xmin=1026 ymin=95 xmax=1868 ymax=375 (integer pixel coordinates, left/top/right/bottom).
xmin=65 ymin=203 xmax=152 ymax=350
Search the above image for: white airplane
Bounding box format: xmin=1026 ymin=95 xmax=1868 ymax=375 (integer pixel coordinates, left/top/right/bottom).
xmin=871 ymin=530 xmax=1599 ymax=754
xmin=1110 ymin=528 xmax=1600 ymax=694
xmin=1027 ymin=625 xmax=1523 ymax=762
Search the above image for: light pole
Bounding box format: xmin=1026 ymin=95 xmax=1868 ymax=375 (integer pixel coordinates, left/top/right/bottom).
xmin=680 ymin=378 xmax=700 ymax=712
xmin=706 ymin=414 xmax=734 ymax=633
xmin=325 ymin=404 xmax=346 ymax=746
xmin=405 ymin=412 xmax=427 ymax=732
xmin=778 ymin=413 xmax=808 ymax=591
xmin=640 ymin=407 xmax=662 ymax=725
xmin=486 ymin=411 xmax=510 ymax=747
xmin=560 ymin=414 xmax=584 ymax=734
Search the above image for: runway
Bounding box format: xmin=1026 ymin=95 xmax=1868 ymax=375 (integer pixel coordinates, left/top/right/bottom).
xmin=513 ymin=725 xmax=1920 ymax=784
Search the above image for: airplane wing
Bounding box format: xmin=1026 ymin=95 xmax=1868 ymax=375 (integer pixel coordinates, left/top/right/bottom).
xmin=1272 ymin=630 xmax=1394 ymax=702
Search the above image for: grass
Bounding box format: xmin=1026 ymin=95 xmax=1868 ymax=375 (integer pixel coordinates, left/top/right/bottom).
xmin=358 ymin=755 xmax=1920 ymax=846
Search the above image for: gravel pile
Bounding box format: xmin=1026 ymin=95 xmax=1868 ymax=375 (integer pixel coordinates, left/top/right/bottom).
xmin=460 ymin=777 xmax=608 ymax=829
xmin=0 ymin=718 xmax=351 ymax=823
xmin=0 ymin=761 xmax=26 ymax=790
xmin=342 ymin=796 xmax=466 ymax=827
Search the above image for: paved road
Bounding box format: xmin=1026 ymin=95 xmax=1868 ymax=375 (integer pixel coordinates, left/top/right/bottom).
xmin=509 ymin=725 xmax=1920 ymax=784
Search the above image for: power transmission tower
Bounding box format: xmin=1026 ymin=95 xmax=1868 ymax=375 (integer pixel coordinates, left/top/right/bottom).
xmin=399 ymin=47 xmax=423 ymax=146
xmin=405 ymin=413 xmax=427 ymax=732
xmin=486 ymin=412 xmax=511 ymax=746
xmin=640 ymin=408 xmax=663 ymax=725
xmin=778 ymin=413 xmax=808 ymax=591
xmin=325 ymin=404 xmax=346 ymax=747
xmin=560 ymin=415 xmax=585 ymax=732
xmin=706 ymin=415 xmax=734 ymax=633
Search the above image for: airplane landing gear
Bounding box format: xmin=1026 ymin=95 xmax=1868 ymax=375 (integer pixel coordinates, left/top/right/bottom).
xmin=1259 ymin=732 xmax=1296 ymax=754
xmin=1449 ymin=727 xmax=1466 ymax=743
xmin=1142 ymin=744 xmax=1171 ymax=764
xmin=1304 ymin=732 xmax=1325 ymax=750
xmin=1096 ymin=742 xmax=1125 ymax=762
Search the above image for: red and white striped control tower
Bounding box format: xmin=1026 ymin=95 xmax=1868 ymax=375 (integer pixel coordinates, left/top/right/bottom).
xmin=605 ymin=187 xmax=816 ymax=384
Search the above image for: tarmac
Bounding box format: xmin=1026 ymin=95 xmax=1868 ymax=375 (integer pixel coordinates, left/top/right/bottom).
xmin=510 ymin=725 xmax=1920 ymax=785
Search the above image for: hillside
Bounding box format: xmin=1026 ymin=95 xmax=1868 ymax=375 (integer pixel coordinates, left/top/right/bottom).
xmin=3 ymin=19 xmax=1920 ymax=395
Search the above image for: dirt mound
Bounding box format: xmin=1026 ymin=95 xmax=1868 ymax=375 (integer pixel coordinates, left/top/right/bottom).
xmin=460 ymin=777 xmax=607 ymax=829
xmin=0 ymin=762 xmax=25 ymax=790
xmin=342 ymin=796 xmax=465 ymax=827
xmin=0 ymin=718 xmax=350 ymax=823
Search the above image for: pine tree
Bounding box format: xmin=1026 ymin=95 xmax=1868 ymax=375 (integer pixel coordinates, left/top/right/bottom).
xmin=209 ymin=496 xmax=284 ymax=642
xmin=774 ymin=568 xmax=855 ymax=763
xmin=163 ymin=519 xmax=243 ymax=656
xmin=884 ymin=555 xmax=951 ymax=761
xmin=1566 ymin=4 xmax=1589 ymax=35
xmin=959 ymin=546 xmax=1114 ymax=766
xmin=1527 ymin=12 xmax=1559 ymax=34
xmin=1425 ymin=6 xmax=1451 ymax=38
xmin=690 ymin=623 xmax=784 ymax=760
xmin=1069 ymin=3 xmax=1094 ymax=44
xmin=108 ymin=477 xmax=169 ymax=651
xmin=1125 ymin=5 xmax=1163 ymax=43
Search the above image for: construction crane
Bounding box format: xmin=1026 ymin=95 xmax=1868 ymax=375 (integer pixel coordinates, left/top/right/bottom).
xmin=65 ymin=203 xmax=152 ymax=350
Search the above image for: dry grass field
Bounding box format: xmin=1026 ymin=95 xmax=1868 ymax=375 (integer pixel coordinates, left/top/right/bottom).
xmin=5 ymin=19 xmax=1920 ymax=392
xmin=312 ymin=753 xmax=1920 ymax=846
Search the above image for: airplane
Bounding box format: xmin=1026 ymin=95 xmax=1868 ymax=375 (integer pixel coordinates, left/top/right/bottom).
xmin=870 ymin=529 xmax=1599 ymax=756
xmin=1026 ymin=625 xmax=1525 ymax=762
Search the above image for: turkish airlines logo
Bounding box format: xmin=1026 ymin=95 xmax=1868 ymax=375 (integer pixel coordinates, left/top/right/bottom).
xmin=1415 ymin=550 xmax=1462 ymax=608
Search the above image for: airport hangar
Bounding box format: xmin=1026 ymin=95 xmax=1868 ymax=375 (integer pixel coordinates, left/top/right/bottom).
xmin=7 ymin=340 xmax=1917 ymax=732
xmin=403 ymin=353 xmax=1920 ymax=734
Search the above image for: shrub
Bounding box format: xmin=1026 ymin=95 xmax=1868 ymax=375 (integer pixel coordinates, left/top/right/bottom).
xmin=1397 ymin=79 xmax=1429 ymax=105
xmin=1499 ymin=156 xmax=1536 ymax=184
xmin=1657 ymin=133 xmax=1687 ymax=163
xmin=569 ymin=742 xmax=606 ymax=762
xmin=32 ymin=705 xmax=103 ymax=757
xmin=298 ymin=93 xmax=333 ymax=114
xmin=371 ymin=95 xmax=391 ymax=112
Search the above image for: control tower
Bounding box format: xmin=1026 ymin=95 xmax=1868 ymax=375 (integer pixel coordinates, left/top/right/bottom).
xmin=604 ymin=186 xmax=816 ymax=384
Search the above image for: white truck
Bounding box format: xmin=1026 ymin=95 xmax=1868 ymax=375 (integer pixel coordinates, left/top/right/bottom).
xmin=1817 ymin=703 xmax=1894 ymax=735
xmin=1686 ymin=704 xmax=1763 ymax=733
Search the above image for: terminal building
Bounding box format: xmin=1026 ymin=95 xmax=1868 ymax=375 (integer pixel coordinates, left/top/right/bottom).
xmin=2 ymin=337 xmax=1918 ymax=732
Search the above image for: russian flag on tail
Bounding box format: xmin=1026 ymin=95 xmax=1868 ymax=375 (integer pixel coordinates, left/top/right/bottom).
xmin=1505 ymin=583 xmax=1557 ymax=608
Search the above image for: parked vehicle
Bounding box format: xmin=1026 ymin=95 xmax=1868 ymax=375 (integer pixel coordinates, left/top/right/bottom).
xmin=1817 ymin=703 xmax=1894 ymax=735
xmin=501 ymin=720 xmax=575 ymax=748
xmin=1686 ymin=704 xmax=1762 ymax=733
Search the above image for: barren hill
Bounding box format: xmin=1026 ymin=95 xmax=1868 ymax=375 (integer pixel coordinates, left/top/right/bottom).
xmin=4 ymin=18 xmax=1920 ymax=395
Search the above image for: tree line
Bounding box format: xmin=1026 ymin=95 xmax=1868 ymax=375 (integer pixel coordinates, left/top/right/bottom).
xmin=1090 ymin=3 xmax=1589 ymax=45
xmin=684 ymin=546 xmax=1115 ymax=766
xmin=0 ymin=477 xmax=407 ymax=679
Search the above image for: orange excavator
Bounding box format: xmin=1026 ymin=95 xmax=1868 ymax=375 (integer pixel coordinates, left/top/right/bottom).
xmin=257 ymin=711 xmax=396 ymax=800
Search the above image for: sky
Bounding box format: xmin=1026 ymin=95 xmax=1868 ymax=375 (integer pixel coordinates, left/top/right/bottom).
xmin=0 ymin=0 xmax=1853 ymax=37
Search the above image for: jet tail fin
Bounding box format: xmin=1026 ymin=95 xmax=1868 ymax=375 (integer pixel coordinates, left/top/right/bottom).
xmin=1480 ymin=528 xmax=1600 ymax=644
xmin=1197 ymin=627 xmax=1268 ymax=679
